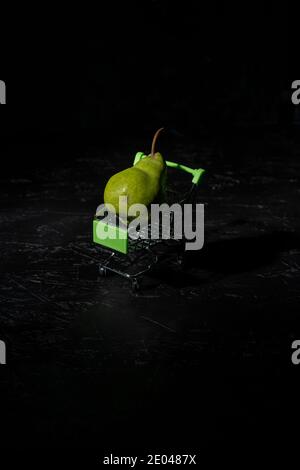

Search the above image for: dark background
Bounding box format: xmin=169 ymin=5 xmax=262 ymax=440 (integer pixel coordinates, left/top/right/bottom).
xmin=0 ymin=2 xmax=293 ymax=138
xmin=1 ymin=1 xmax=299 ymax=465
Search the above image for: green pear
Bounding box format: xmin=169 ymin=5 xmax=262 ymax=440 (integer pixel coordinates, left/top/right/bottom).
xmin=104 ymin=128 xmax=166 ymax=216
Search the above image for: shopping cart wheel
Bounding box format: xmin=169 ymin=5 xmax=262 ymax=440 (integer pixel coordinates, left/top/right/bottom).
xmin=99 ymin=266 xmax=107 ymax=277
xmin=131 ymin=278 xmax=140 ymax=292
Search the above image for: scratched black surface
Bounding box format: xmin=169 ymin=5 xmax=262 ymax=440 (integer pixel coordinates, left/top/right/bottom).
xmin=0 ymin=127 xmax=300 ymax=458
xmin=0 ymin=0 xmax=297 ymax=460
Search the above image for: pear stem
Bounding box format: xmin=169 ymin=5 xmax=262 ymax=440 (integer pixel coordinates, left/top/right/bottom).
xmin=151 ymin=127 xmax=164 ymax=158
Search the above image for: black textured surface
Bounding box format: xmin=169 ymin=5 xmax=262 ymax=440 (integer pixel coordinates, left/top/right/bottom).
xmin=0 ymin=0 xmax=296 ymax=460
xmin=1 ymin=128 xmax=299 ymax=456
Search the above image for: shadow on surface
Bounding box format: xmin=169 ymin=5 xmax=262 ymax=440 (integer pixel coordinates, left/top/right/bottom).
xmin=144 ymin=231 xmax=300 ymax=290
xmin=185 ymin=231 xmax=300 ymax=274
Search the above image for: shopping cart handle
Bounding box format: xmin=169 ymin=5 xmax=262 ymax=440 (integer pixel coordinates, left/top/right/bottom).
xmin=133 ymin=152 xmax=205 ymax=186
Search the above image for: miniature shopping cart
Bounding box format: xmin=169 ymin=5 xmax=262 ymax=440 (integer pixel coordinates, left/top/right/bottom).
xmin=93 ymin=152 xmax=205 ymax=291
